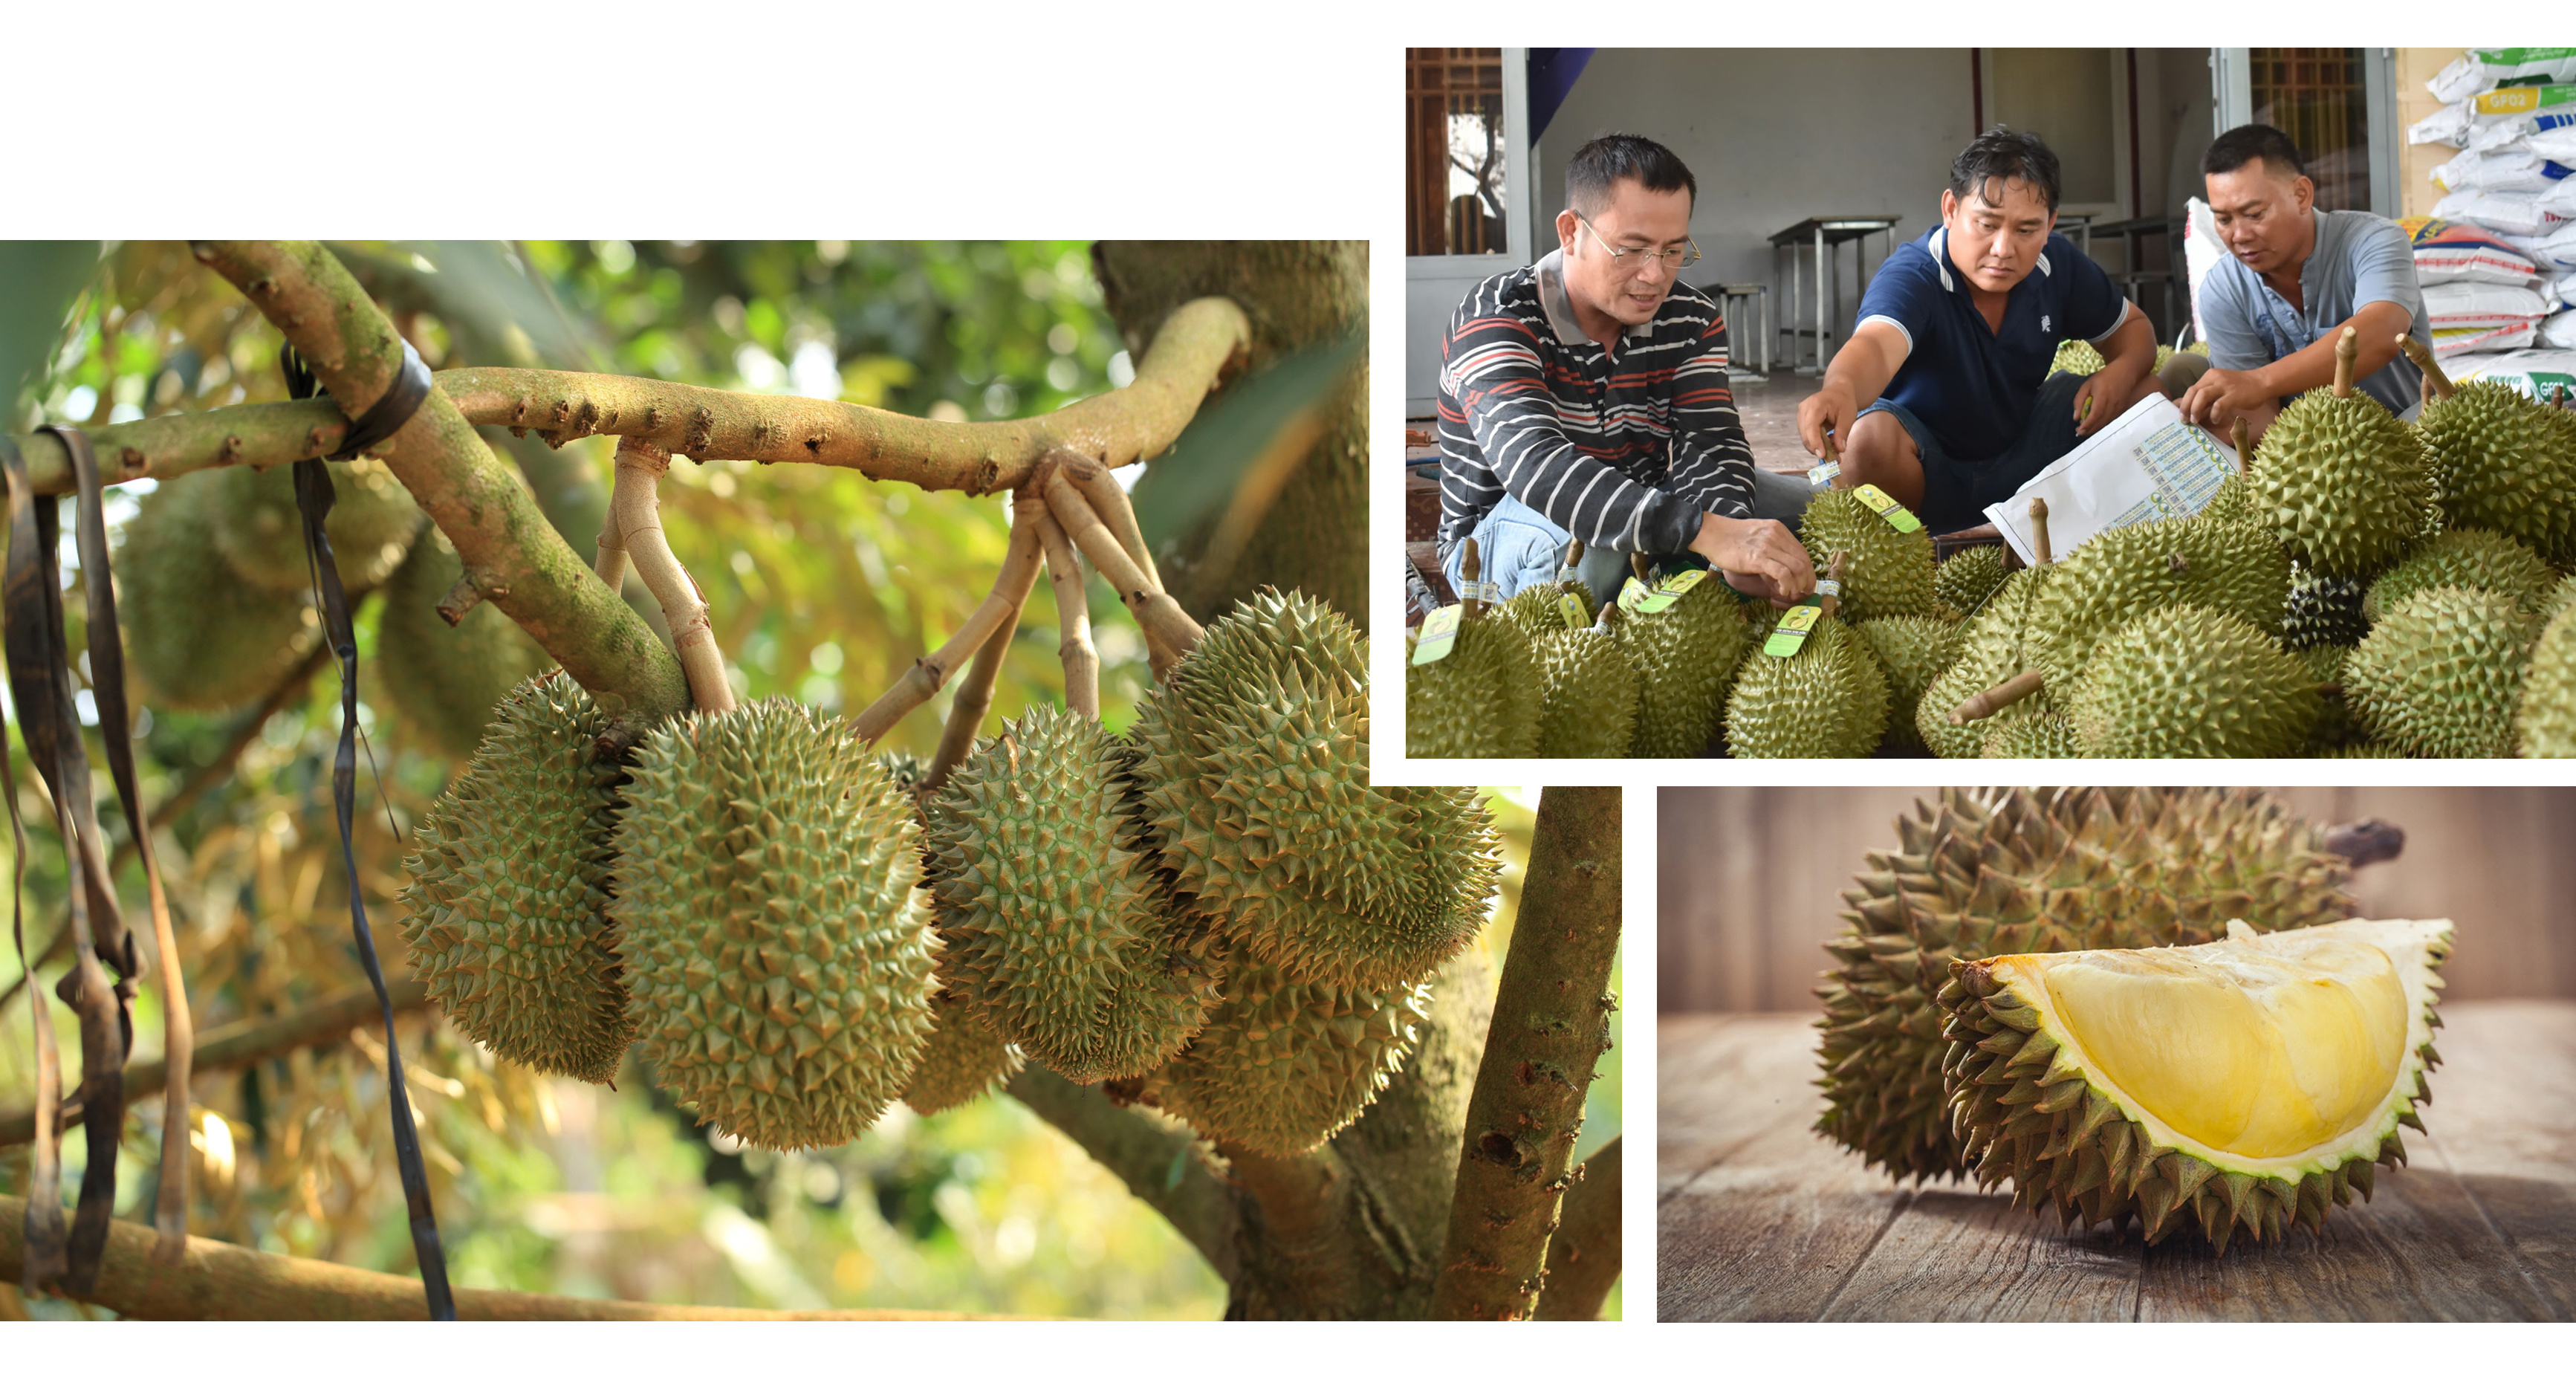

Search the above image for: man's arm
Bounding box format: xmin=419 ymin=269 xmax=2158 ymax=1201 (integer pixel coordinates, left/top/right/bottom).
xmin=2180 ymin=299 xmax=2413 ymax=425
xmin=1796 ymin=318 xmax=1910 ymax=459
xmin=2071 ymin=302 xmax=2158 ymax=435
xmin=1662 ymin=315 xmax=1817 ymax=605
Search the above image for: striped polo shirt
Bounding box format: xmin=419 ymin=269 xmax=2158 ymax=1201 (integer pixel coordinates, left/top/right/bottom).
xmin=1435 ymin=249 xmax=1756 ymax=556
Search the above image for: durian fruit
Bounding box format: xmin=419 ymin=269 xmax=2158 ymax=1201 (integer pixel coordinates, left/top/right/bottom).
xmin=1978 ymin=705 xmax=2077 ymax=758
xmin=2281 ymin=565 xmax=2370 ymax=649
xmin=378 ymin=526 xmax=557 ymax=759
xmin=1532 ymin=606 xmax=1640 ymax=757
xmin=901 ymin=984 xmax=1026 ymax=1116
xmin=2294 ymin=644 xmax=2366 ymax=753
xmin=1146 ymin=954 xmax=1431 ymax=1156
xmin=2516 ymin=603 xmax=2576 ymax=757
xmin=119 ymin=475 xmax=322 ymax=712
xmin=2064 ymin=605 xmax=2319 ymax=758
xmin=926 ymin=705 xmax=1216 ymax=1083
xmin=1797 ymin=485 xmax=1939 ymax=622
xmin=398 ymin=672 xmax=633 ymax=1083
xmin=2026 ymin=516 xmax=2289 ymax=687
xmin=2346 ymin=585 xmax=2540 ymax=758
xmin=1917 ymin=566 xmax=2056 ymax=759
xmin=2540 ymin=572 xmax=2576 ymax=628
xmin=1937 ymin=917 xmax=2453 ymax=1252
xmin=1132 ymin=589 xmax=1501 ymax=991
xmin=1493 ymin=542 xmax=1597 ymax=647
xmin=1725 ymin=560 xmax=1889 ymax=758
xmin=2248 ymin=328 xmax=2434 ymax=579
xmin=1406 ymin=557 xmax=1540 ymax=759
xmin=1611 ymin=559 xmax=1754 ymax=757
xmin=1814 ymin=786 xmax=2358 ymax=1184
xmin=2407 ymin=337 xmax=2576 ymax=565
xmin=2361 ymin=528 xmax=2556 ymax=623
xmin=1935 ymin=544 xmax=2011 ymax=617
xmin=2051 ymin=338 xmax=2106 ymax=376
xmin=1856 ymin=615 xmax=1961 ymax=756
xmin=209 ymin=458 xmax=423 ymax=593
xmin=612 ymin=699 xmax=938 ymax=1151
xmin=2320 ymin=741 xmax=2409 ymax=758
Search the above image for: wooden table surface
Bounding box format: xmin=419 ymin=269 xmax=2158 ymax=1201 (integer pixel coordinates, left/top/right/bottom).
xmin=1658 ymin=1001 xmax=2576 ymax=1321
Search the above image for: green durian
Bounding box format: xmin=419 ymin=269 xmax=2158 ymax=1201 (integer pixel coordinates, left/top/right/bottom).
xmin=2346 ymin=585 xmax=2540 ymax=758
xmin=1407 ymin=608 xmax=1539 ymax=758
xmin=1798 ymin=488 xmax=1939 ymax=621
xmin=2516 ymin=603 xmax=2576 ymax=757
xmin=901 ymin=985 xmax=1026 ymax=1116
xmin=119 ymin=474 xmax=321 ymax=712
xmin=2199 ymin=470 xmax=2258 ymax=526
xmin=209 ymin=458 xmax=423 ymax=593
xmin=1814 ymin=786 xmax=2360 ymax=1185
xmin=2248 ymin=375 xmax=2433 ymax=579
xmin=613 ymin=699 xmax=938 ymax=1150
xmin=1532 ymin=614 xmax=1640 ymax=757
xmin=1611 ymin=571 xmax=1754 ymax=757
xmin=1146 ymin=955 xmax=1430 ymax=1157
xmin=1935 ymin=544 xmax=2012 ymax=615
xmin=2027 ymin=516 xmax=2289 ymax=690
xmin=1496 ymin=577 xmax=1594 ymax=648
xmin=2281 ymin=565 xmax=2370 ymax=649
xmin=2050 ymin=338 xmax=2106 ymax=375
xmin=2294 ymin=644 xmax=2365 ymax=752
xmin=377 ymin=526 xmax=557 ymax=759
xmin=1939 ymin=918 xmax=2452 ymax=1252
xmin=1978 ymin=705 xmax=2077 ymax=758
xmin=1855 ymin=615 xmax=1961 ymax=756
xmin=1915 ymin=567 xmax=2056 ymax=759
xmin=2540 ymin=572 xmax=2576 ymax=627
xmin=2361 ymin=528 xmax=2557 ymax=623
xmin=2416 ymin=376 xmax=2576 ymax=565
xmin=2064 ymin=605 xmax=2319 ymax=757
xmin=1724 ymin=612 xmax=1889 ymax=758
xmin=2320 ymin=740 xmax=2408 ymax=758
xmin=398 ymin=672 xmax=633 ymax=1083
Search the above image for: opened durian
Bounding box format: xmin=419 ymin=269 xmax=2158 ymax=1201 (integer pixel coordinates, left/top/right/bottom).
xmin=209 ymin=457 xmax=423 ymax=593
xmin=1939 ymin=917 xmax=2452 ymax=1251
xmin=1146 ymin=954 xmax=1431 ymax=1157
xmin=2248 ymin=328 xmax=2433 ymax=579
xmin=377 ymin=526 xmax=558 ymax=759
xmin=120 ymin=474 xmax=321 ymax=712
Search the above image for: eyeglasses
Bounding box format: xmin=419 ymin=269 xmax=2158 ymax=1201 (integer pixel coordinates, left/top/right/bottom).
xmin=1577 ymin=216 xmax=1701 ymax=272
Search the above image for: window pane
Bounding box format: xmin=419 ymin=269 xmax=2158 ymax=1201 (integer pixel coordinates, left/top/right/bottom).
xmin=2251 ymin=48 xmax=2371 ymax=213
xmin=1406 ymin=48 xmax=1509 ymax=256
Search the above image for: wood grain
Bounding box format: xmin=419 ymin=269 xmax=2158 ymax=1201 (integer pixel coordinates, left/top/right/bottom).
xmin=1658 ymin=1002 xmax=2576 ymax=1321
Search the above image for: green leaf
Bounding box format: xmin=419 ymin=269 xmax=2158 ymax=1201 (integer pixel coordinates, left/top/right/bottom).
xmin=0 ymin=241 xmax=103 ymax=423
xmin=335 ymin=240 xmax=599 ymax=369
xmin=1129 ymin=325 xmax=1363 ymax=554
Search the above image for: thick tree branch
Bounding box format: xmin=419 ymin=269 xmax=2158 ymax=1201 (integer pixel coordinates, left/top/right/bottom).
xmin=1004 ymin=1066 xmax=1237 ymax=1281
xmin=0 ymin=1196 xmax=1013 ymax=1319
xmin=1433 ymin=785 xmax=1621 ymax=1321
xmin=1533 ymin=1136 xmax=1620 ymax=1320
xmin=0 ymin=982 xmax=429 ymax=1148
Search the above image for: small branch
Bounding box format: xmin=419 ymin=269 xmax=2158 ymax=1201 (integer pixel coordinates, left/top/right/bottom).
xmin=1056 ymin=450 xmax=1161 ymax=593
xmin=1433 ymin=785 xmax=1622 ymax=1321
xmin=924 ymin=494 xmax=1051 ymax=791
xmin=1005 ymin=1066 xmax=1238 ymax=1280
xmin=1041 ymin=470 xmax=1204 ymax=679
xmin=607 ymin=437 xmax=733 ymax=714
xmin=1035 ymin=507 xmax=1099 ymax=720
xmin=0 ymin=982 xmax=430 ymax=1148
xmin=1947 ymin=668 xmax=2046 ymax=726
xmin=1533 ymin=1136 xmax=1620 ymax=1320
xmin=849 ymin=498 xmax=1045 ymax=748
xmin=0 ymin=1194 xmax=1017 ymax=1319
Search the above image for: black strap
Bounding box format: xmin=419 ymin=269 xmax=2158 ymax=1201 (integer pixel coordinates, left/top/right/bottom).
xmin=0 ymin=439 xmax=68 ymax=1294
xmin=282 ymin=340 xmax=433 ymax=461
xmin=283 ymin=349 xmax=455 ymax=1319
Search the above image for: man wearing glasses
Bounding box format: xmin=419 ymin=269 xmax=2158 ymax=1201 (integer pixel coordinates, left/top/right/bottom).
xmin=1436 ymin=133 xmax=1815 ymax=608
xmin=1796 ymin=127 xmax=2166 ymax=534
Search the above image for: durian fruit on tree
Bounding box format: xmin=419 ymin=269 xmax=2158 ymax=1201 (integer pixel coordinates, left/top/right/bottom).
xmin=2248 ymin=327 xmax=2434 ymax=580
xmin=1612 ymin=553 xmax=1755 ymax=757
xmin=2345 ymin=584 xmax=2540 ymax=757
xmin=1938 ymin=917 xmax=2453 ymax=1251
xmin=1531 ymin=603 xmax=1641 ymax=757
xmin=2518 ymin=602 xmax=2576 ymax=757
xmin=1405 ymin=540 xmax=1540 ymax=758
xmin=901 ymin=983 xmax=1028 ymax=1117
xmin=1814 ymin=786 xmax=2361 ymax=1184
xmin=120 ymin=472 xmax=322 ymax=712
xmin=398 ymin=673 xmax=634 ymax=1083
xmin=2402 ymin=335 xmax=2576 ymax=566
xmin=611 ymin=698 xmax=938 ymax=1151
xmin=2360 ymin=527 xmax=2557 ymax=623
xmin=1725 ymin=553 xmax=1890 ymax=758
xmin=378 ymin=525 xmax=559 ymax=759
xmin=208 ymin=457 xmax=424 ymax=593
xmin=1145 ymin=953 xmax=1434 ymax=1156
xmin=2062 ymin=603 xmax=2320 ymax=758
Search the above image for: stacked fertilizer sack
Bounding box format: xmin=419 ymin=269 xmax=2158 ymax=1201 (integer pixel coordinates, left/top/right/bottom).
xmin=2407 ymin=49 xmax=2576 ymax=382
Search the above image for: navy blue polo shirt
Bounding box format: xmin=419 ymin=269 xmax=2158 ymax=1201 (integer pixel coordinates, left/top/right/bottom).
xmin=1856 ymin=227 xmax=2129 ymax=462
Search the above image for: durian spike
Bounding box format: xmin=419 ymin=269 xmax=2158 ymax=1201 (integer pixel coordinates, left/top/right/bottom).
xmin=1461 ymin=537 xmax=1488 ymax=619
xmin=2028 ymin=496 xmax=2052 ymax=566
xmin=2396 ymin=334 xmax=2455 ymax=402
xmin=2231 ymin=415 xmax=2252 ymax=474
xmin=1052 ymin=448 xmax=1162 ymax=594
xmin=852 ymin=495 xmax=1045 ymax=747
xmin=609 ymin=436 xmax=736 ymax=714
xmin=1947 ymin=668 xmax=2045 ymax=725
xmin=1820 ymin=550 xmax=1848 ymax=620
xmin=1032 ymin=505 xmax=1099 ymax=720
xmin=922 ymin=494 xmax=1048 ymax=791
xmin=2332 ymin=325 xmax=2358 ymax=400
xmin=1040 ymin=467 xmax=1204 ymax=679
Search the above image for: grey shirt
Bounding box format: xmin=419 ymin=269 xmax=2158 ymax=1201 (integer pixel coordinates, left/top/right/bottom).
xmin=2199 ymin=209 xmax=2432 ymax=418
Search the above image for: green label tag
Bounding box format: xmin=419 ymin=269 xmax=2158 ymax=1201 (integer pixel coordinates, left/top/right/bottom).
xmin=1853 ymin=483 xmax=1924 ymax=533
xmin=1557 ymin=592 xmax=1588 ymax=630
xmin=1633 ymin=567 xmax=1708 ymax=615
xmin=1412 ymin=605 xmax=1461 ymax=666
xmin=1762 ymin=601 xmax=1823 ymax=658
xmin=1616 ymin=577 xmax=1651 ymax=613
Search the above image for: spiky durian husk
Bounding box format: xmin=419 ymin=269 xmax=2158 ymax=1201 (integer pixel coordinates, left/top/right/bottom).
xmin=2199 ymin=472 xmax=2258 ymax=527
xmin=927 ymin=705 xmax=1215 ymax=1083
xmin=1799 ymin=489 xmax=1939 ymax=621
xmin=209 ymin=457 xmax=423 ymax=593
xmin=2294 ymin=644 xmax=2366 ymax=752
xmin=2346 ymin=585 xmax=2540 ymax=758
xmin=901 ymin=984 xmax=1025 ymax=1116
xmin=1407 ymin=612 xmax=1539 ymax=757
xmin=613 ymin=699 xmax=937 ymax=1150
xmin=1916 ymin=567 xmax=2054 ymax=759
xmin=1146 ymin=955 xmax=1430 ymax=1157
xmin=1812 ymin=787 xmax=2358 ymax=1184
xmin=378 ymin=527 xmax=558 ymax=759
xmin=398 ymin=673 xmax=632 ymax=1083
xmin=2515 ymin=603 xmax=2576 ymax=757
xmin=1935 ymin=545 xmax=2011 ymax=617
xmin=1612 ymin=577 xmax=1753 ymax=757
xmin=2542 ymin=573 xmax=2576 ymax=627
xmin=1934 ymin=920 xmax=2450 ymax=1252
xmin=2418 ymin=379 xmax=2576 ymax=565
xmin=120 ymin=476 xmax=321 ymax=712
xmin=1135 ymin=590 xmax=1499 ymax=990
xmin=2281 ymin=565 xmax=2370 ymax=649
xmin=1724 ymin=615 xmax=1889 ymax=758
xmin=2361 ymin=528 xmax=2557 ymax=623
xmin=2320 ymin=740 xmax=2408 ymax=758
xmin=2050 ymin=339 xmax=2106 ymax=376
xmin=2027 ymin=516 xmax=2289 ymax=687
xmin=2248 ymin=389 xmax=2434 ymax=578
xmin=1496 ymin=580 xmax=1594 ymax=648
xmin=1532 ymin=626 xmax=1639 ymax=757
xmin=1978 ymin=705 xmax=2077 ymax=758
xmin=2065 ymin=605 xmax=2319 ymax=758
xmin=1856 ymin=616 xmax=1961 ymax=755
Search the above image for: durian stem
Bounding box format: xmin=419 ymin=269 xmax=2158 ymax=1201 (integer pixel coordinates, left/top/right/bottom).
xmin=1820 ymin=550 xmax=1848 ymax=620
xmin=608 ymin=437 xmax=735 ymax=715
xmin=1948 ymin=668 xmax=2045 ymax=725
xmin=854 ymin=494 xmax=1047 ymax=750
xmin=2333 ymin=325 xmax=2358 ymax=399
xmin=1434 ymin=785 xmax=1621 ymax=1322
xmin=2231 ymin=415 xmax=2252 ymax=474
xmin=1533 ymin=1136 xmax=1620 ymax=1321
xmin=1034 ymin=506 xmax=1100 ymax=720
xmin=2028 ymin=496 xmax=2051 ymax=566
xmin=2323 ymin=817 xmax=2407 ymax=869
xmin=2397 ymin=334 xmax=2455 ymax=401
xmin=1051 ymin=447 xmax=1161 ymax=595
xmin=1559 ymin=538 xmax=1585 ymax=577
xmin=1461 ymin=537 xmax=1487 ymax=617
xmin=1040 ymin=469 xmax=1203 ymax=680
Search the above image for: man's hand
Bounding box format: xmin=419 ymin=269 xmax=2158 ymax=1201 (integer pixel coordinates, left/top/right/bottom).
xmin=2068 ymin=369 xmax=2133 ymax=437
xmin=1797 ymin=378 xmax=1860 ymax=461
xmin=1688 ymin=513 xmax=1816 ymax=608
xmin=2177 ymin=365 xmax=2276 ymax=429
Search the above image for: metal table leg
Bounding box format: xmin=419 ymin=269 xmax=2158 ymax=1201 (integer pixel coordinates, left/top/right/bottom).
xmin=1814 ymin=224 xmax=1826 ymax=372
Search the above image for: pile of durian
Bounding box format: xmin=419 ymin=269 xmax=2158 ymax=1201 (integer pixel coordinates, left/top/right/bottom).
xmin=397 ymin=589 xmax=1504 ymax=1156
xmin=1406 ymin=328 xmax=2576 ymax=757
xmin=1817 ymin=787 xmax=2453 ymax=1252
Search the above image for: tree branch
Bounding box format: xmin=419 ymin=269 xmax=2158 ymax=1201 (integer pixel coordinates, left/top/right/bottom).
xmin=1532 ymin=1136 xmax=1620 ymax=1320
xmin=0 ymin=1195 xmax=1014 ymax=1319
xmin=1004 ymin=1066 xmax=1237 ymax=1281
xmin=1041 ymin=467 xmax=1201 ymax=678
xmin=853 ymin=495 xmax=1045 ymax=751
xmin=606 ymin=437 xmax=733 ymax=713
xmin=1432 ymin=785 xmax=1622 ymax=1321
xmin=1034 ymin=508 xmax=1099 ymax=720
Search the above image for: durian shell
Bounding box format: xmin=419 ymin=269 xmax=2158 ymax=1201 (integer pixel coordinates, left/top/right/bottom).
xmin=208 ymin=458 xmax=423 ymax=593
xmin=2361 ymin=527 xmax=2556 ymax=623
xmin=1933 ymin=545 xmax=2011 ymax=617
xmin=2281 ymin=564 xmax=2370 ymax=649
xmin=901 ymin=984 xmax=1025 ymax=1116
xmin=2346 ymin=584 xmax=2540 ymax=758
xmin=1407 ymin=612 xmax=1540 ymax=757
xmin=1612 ymin=575 xmax=1755 ymax=757
xmin=2517 ymin=603 xmax=2576 ymax=757
xmin=2027 ymin=516 xmax=2289 ymax=688
xmin=1977 ymin=704 xmax=2077 ymax=758
xmin=2417 ymin=378 xmax=2576 ymax=565
xmin=1724 ymin=614 xmax=1889 ymax=758
xmin=1146 ymin=953 xmax=1431 ymax=1157
xmin=1533 ymin=626 xmax=1640 ymax=757
xmin=2050 ymin=338 xmax=2106 ymax=375
xmin=119 ymin=474 xmax=322 ymax=713
xmin=2064 ymin=604 xmax=2319 ymax=758
xmin=377 ymin=526 xmax=557 ymax=759
xmin=1798 ymin=489 xmax=1939 ymax=622
xmin=2248 ymin=389 xmax=2434 ymax=579
xmin=2294 ymin=643 xmax=2366 ymax=753
xmin=1915 ymin=566 xmax=2054 ymax=759
xmin=1855 ymin=615 xmax=1961 ymax=756
xmin=1495 ymin=579 xmax=1594 ymax=648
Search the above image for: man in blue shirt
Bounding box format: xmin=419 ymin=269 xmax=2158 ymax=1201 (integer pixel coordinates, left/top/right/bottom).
xmin=2175 ymin=123 xmax=2430 ymax=439
xmin=1797 ymin=128 xmax=2167 ymax=533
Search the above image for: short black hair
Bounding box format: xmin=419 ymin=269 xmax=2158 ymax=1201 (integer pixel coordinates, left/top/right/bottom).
xmin=1566 ymin=134 xmax=1696 ymax=216
xmin=2203 ymin=123 xmax=2309 ymax=181
xmin=1950 ymin=126 xmax=2062 ymax=213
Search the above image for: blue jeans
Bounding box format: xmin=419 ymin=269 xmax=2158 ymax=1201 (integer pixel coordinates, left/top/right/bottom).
xmin=1442 ymin=469 xmax=1814 ymax=609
